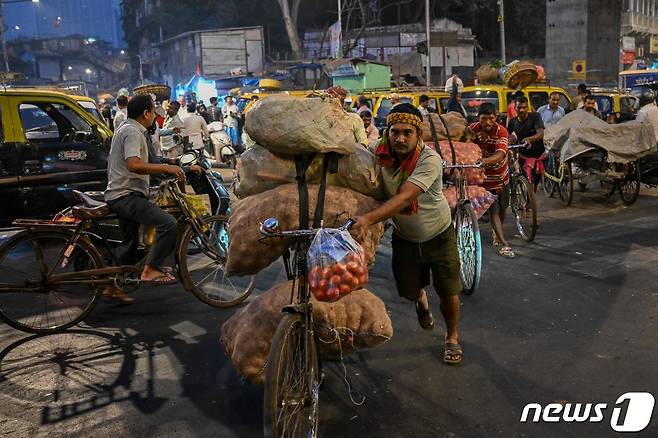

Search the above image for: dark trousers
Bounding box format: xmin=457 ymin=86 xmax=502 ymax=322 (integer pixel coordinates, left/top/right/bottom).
xmin=107 ymin=193 xmax=177 ymax=268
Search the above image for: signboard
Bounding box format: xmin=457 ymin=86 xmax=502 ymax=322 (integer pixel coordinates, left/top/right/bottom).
xmin=622 ymin=50 xmax=636 ymax=65
xmin=329 ymin=21 xmax=342 ymax=58
xmin=622 ymin=36 xmax=636 ymax=52
xmin=572 ymin=60 xmax=586 ymax=80
xmin=619 ymin=70 xmax=658 ymax=88
xmin=331 ymin=62 xmax=358 ymax=77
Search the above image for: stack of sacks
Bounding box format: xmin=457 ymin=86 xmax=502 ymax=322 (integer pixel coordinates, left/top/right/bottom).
xmin=226 ymin=184 xmax=384 ymax=276
xmin=229 ymin=95 xmax=387 ymax=278
xmin=421 ymin=112 xmax=467 ymax=143
xmin=220 ymin=281 xmax=393 ymax=385
xmin=426 ymin=140 xmax=495 ymax=219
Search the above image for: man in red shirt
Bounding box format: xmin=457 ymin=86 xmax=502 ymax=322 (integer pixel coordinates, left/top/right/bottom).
xmin=470 ymin=102 xmax=515 ymax=258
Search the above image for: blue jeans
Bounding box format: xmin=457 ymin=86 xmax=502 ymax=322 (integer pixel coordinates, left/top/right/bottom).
xmin=226 ymin=126 xmax=240 ymax=146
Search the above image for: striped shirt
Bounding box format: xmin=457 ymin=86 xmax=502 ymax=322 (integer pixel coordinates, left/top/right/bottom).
xmin=469 ymin=122 xmax=509 ymax=192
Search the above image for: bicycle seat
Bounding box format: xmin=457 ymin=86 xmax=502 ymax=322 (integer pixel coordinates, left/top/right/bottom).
xmin=73 ymin=190 xmax=106 ymax=208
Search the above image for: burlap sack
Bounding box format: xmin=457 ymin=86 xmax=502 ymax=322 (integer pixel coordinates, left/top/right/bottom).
xmin=226 ymin=184 xmax=384 ymax=276
xmin=244 ymin=95 xmax=358 ymax=155
xmin=220 ymin=282 xmax=393 ymax=385
xmin=425 ymin=141 xmax=485 ymax=186
xmin=476 ymin=65 xmax=500 ymax=84
xmin=234 ymin=145 xmax=385 ymax=200
xmin=421 ymin=112 xmax=467 ymax=143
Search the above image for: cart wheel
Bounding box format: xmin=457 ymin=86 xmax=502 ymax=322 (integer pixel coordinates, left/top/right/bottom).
xmin=558 ymin=161 xmax=573 ymax=207
xmin=542 ymin=153 xmax=557 ymax=198
xmin=619 ymin=160 xmax=641 ymax=205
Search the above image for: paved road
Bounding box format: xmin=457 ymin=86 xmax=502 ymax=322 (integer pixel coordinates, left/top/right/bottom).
xmin=1 ymin=187 xmax=658 ymax=437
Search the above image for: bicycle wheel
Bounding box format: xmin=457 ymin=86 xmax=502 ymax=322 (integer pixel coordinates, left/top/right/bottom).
xmin=264 ymin=312 xmax=320 ymax=438
xmin=453 ymin=203 xmax=481 ymax=296
xmin=558 ymin=161 xmax=574 ymax=207
xmin=511 ymin=175 xmax=538 ymax=242
xmin=177 ymin=214 xmax=256 ymax=308
xmin=619 ymin=160 xmax=641 ymax=206
xmin=0 ymin=230 xmax=103 ymax=334
xmin=542 ymin=153 xmax=557 ymax=197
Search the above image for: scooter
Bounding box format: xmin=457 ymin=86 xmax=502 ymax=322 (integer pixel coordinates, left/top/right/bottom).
xmin=179 ymin=142 xmax=231 ymax=216
xmin=207 ymin=121 xmax=237 ymax=169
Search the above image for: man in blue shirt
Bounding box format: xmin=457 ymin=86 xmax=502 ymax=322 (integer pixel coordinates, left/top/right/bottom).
xmin=537 ymin=92 xmax=565 ymax=127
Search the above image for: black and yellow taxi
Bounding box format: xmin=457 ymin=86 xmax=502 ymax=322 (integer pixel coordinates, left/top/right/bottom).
xmin=589 ymin=88 xmax=637 ymax=123
xmin=460 ymin=84 xmax=573 ymax=124
xmin=370 ymin=88 xmax=450 ymax=129
xmin=0 ymin=88 xmax=113 ymax=223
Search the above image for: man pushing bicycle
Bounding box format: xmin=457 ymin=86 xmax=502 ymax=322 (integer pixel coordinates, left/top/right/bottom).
xmin=352 ymin=103 xmax=463 ymax=365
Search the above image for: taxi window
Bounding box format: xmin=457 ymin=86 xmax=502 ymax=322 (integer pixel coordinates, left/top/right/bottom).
xmin=439 ymin=97 xmax=449 ymax=113
xmin=376 ymin=97 xmax=412 ymax=121
xmin=20 ymin=102 xmax=91 ymax=142
xmin=461 ymin=90 xmax=499 ymax=121
xmin=620 ymin=97 xmax=635 ymax=113
xmin=593 ymin=96 xmax=613 ymax=115
xmin=528 ymin=92 xmax=549 ymax=110
xmin=428 ymin=98 xmax=439 ymax=113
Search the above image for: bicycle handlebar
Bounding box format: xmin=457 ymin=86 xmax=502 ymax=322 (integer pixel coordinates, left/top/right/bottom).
xmin=259 ymin=218 xmax=354 ymax=239
xmin=442 ymin=160 xmax=483 ymax=169
xmin=508 ymin=142 xmax=530 ymax=149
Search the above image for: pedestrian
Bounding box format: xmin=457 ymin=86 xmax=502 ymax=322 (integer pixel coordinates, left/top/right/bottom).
xmin=354 ymin=95 xmax=370 ymax=113
xmin=507 ymin=90 xmax=524 ymax=120
xmin=536 ymin=92 xmax=565 ymax=127
xmin=101 ymin=102 xmax=113 ymax=130
xmin=417 ymin=94 xmax=431 ymax=116
xmin=352 ymin=103 xmax=464 ymax=365
xmin=183 ymin=102 xmax=209 ymax=151
xmin=209 ymin=96 xmax=222 ymax=122
xmin=160 ymin=101 xmax=186 ymax=159
xmin=581 ymin=93 xmax=602 ymax=118
xmin=390 ymin=92 xmax=401 ymax=107
xmin=359 ymin=108 xmax=379 ymax=144
xmin=113 ymin=95 xmax=128 ymax=129
xmin=222 ymin=95 xmax=241 ymax=147
xmin=446 ymin=82 xmax=467 ymax=118
xmin=635 ymin=88 xmax=658 ymax=141
xmin=103 ymin=95 xmax=186 ymax=303
xmin=444 ymin=73 xmax=464 ymax=94
xmin=470 ymin=102 xmax=515 ymax=259
xmin=507 ymin=95 xmax=545 ymax=189
xmin=197 ymin=103 xmax=213 ymax=124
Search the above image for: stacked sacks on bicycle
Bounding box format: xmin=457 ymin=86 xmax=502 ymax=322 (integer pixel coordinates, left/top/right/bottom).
xmin=425 ymin=140 xmax=496 ymax=219
xmin=228 ymin=94 xmax=386 ymax=278
xmin=220 ymin=281 xmax=393 ymax=385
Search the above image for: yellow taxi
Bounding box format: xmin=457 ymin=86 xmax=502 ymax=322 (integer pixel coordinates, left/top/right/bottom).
xmin=0 ymin=88 xmax=112 ymax=223
xmin=369 ymin=88 xmax=450 ymax=129
xmin=460 ymin=84 xmax=573 ymax=123
xmin=589 ymin=88 xmax=637 ymax=123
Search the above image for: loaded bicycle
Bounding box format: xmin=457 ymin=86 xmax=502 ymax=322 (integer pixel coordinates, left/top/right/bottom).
xmin=0 ymin=157 xmax=254 ymax=334
xmin=507 ymin=143 xmax=539 ymax=242
xmin=258 ymin=152 xmax=348 ymax=438
xmin=443 ymin=161 xmax=482 ymax=296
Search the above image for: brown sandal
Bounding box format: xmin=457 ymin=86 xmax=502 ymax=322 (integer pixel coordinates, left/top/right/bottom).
xmin=444 ymin=341 xmax=463 ymax=365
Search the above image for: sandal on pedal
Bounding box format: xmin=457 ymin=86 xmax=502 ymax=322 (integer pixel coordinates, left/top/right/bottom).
xmin=141 ymin=273 xmax=177 ymax=286
xmin=102 ymin=287 xmax=134 ymax=304
xmin=443 ymin=341 xmax=463 ymax=365
xmin=498 ymin=246 xmax=516 ymax=259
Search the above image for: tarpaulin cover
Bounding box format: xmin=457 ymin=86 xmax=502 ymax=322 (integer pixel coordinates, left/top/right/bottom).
xmin=544 ymin=110 xmax=657 ymax=164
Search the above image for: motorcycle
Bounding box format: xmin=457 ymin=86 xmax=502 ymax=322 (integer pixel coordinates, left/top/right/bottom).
xmin=207 ymin=121 xmax=237 ymax=169
xmin=178 ymin=142 xmax=231 ymax=216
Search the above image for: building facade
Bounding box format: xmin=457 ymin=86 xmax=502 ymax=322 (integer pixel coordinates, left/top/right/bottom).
xmin=621 ymin=0 xmax=658 ymax=69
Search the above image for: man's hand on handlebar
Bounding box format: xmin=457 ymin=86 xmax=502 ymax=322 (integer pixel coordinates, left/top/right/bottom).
xmin=164 ymin=164 xmax=185 ymax=181
xmin=187 ymin=164 xmax=204 ymax=175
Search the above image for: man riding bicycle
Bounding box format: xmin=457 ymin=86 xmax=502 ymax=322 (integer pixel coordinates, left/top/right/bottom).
xmin=103 ymin=95 xmax=187 ymax=303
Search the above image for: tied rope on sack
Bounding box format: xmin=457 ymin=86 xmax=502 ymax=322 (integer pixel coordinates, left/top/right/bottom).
xmin=375 ymin=111 xmax=424 ymax=215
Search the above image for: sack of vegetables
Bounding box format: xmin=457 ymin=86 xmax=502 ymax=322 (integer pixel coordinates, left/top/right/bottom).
xmin=307 ymin=228 xmax=368 ymax=302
